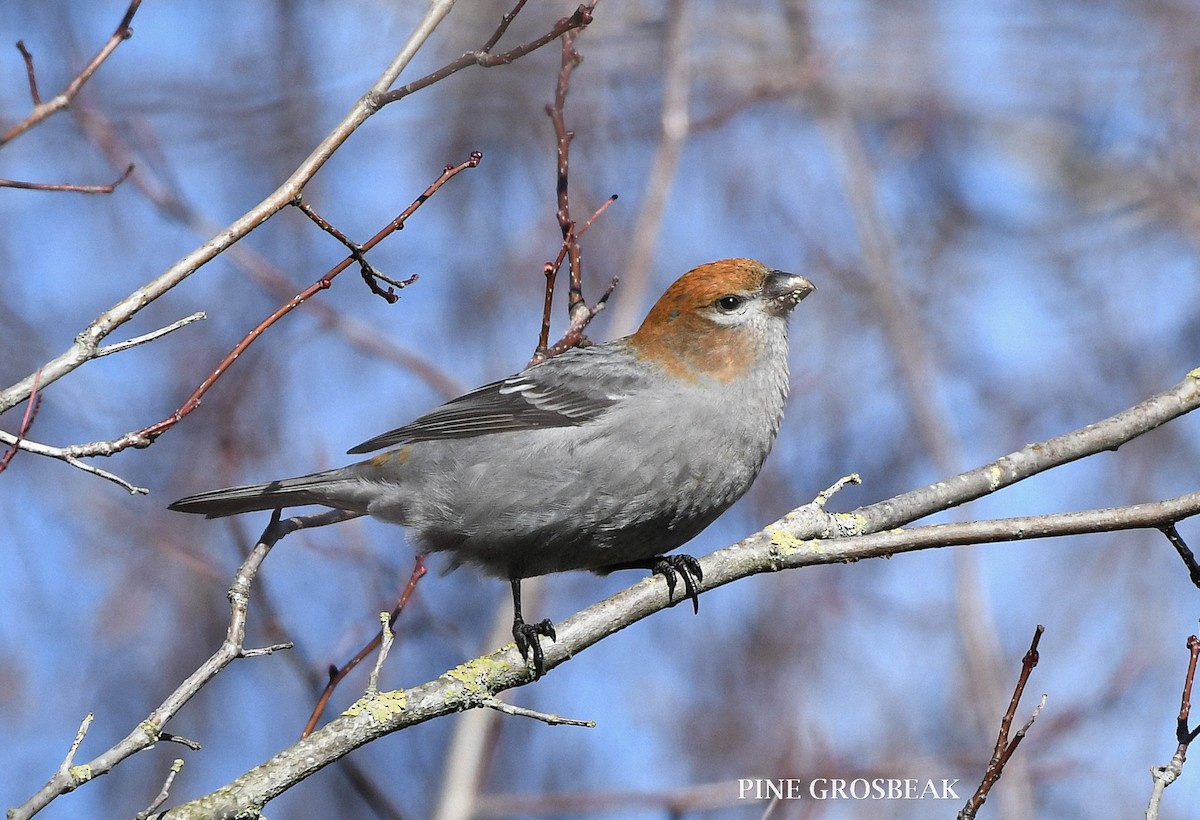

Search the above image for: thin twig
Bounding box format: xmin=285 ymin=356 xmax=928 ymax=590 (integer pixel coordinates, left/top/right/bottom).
xmin=808 ymin=473 xmax=862 ymax=511
xmin=75 ymin=103 xmax=467 ymax=401
xmin=131 ymin=154 xmax=480 ymax=446
xmin=530 ymin=30 xmax=615 ymax=366
xmin=159 ymin=734 xmax=202 ymax=751
xmin=94 ymin=312 xmax=206 ymax=357
xmin=0 ymin=155 xmax=481 ymax=483
xmin=293 ymin=196 xmax=421 ymax=303
xmin=134 ymin=758 xmax=184 ymax=820
xmin=959 ymin=625 xmax=1046 ymax=819
xmin=302 ymin=555 xmax=427 ymax=738
xmin=57 ymin=713 xmax=94 ymax=779
xmin=0 ymin=164 xmax=134 ymax=194
xmin=481 ymin=696 xmax=596 ymax=727
xmin=366 ymin=613 xmax=396 ymax=696
xmin=375 ymin=3 xmax=595 ymax=107
xmin=0 ymin=430 xmax=147 ymax=493
xmin=1147 ymin=635 xmax=1200 ymax=819
xmin=536 ymin=193 xmax=617 ymax=361
xmin=241 ymin=642 xmax=295 ymax=659
xmin=16 ymin=40 xmax=40 ymax=104
xmin=1159 ymin=524 xmax=1200 ymax=589
xmin=0 ymin=368 xmax=41 ymax=475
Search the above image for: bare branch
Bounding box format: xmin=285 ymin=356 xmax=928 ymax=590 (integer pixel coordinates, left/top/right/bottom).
xmin=0 ymin=0 xmax=465 ymax=415
xmin=845 ymin=369 xmax=1200 ymax=535
xmin=365 ymin=613 xmax=396 ymax=697
xmin=375 ymin=4 xmax=595 ymax=107
xmin=1 ymin=0 xmax=143 ymax=145
xmin=74 ymin=104 xmax=466 ymax=401
xmin=530 ymin=29 xmax=614 ymax=367
xmin=7 ymin=509 xmax=359 ymax=820
xmin=59 ymin=713 xmax=94 ymax=780
xmin=0 ymin=369 xmax=41 ymax=475
xmin=0 ymin=431 xmax=147 ymax=494
xmin=0 ymin=154 xmax=481 ymax=480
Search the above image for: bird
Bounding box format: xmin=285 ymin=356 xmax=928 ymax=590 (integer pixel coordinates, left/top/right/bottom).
xmin=170 ymin=258 xmax=815 ymax=677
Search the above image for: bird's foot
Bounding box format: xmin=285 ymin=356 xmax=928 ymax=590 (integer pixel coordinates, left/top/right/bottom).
xmin=650 ymin=554 xmax=704 ymax=613
xmin=513 ymin=616 xmax=556 ymax=680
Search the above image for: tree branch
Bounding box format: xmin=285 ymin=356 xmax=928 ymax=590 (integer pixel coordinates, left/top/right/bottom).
xmin=7 ymin=509 xmax=360 ymax=820
xmin=1 ymin=0 xmax=143 ymax=146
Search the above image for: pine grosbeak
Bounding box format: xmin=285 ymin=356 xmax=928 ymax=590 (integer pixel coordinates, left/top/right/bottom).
xmin=171 ymin=258 xmax=814 ymax=676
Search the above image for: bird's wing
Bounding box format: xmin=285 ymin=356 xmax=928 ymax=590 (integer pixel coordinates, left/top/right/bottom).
xmin=346 ymin=345 xmax=637 ymax=454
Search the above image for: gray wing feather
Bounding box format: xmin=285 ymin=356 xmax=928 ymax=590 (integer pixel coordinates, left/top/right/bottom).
xmin=346 ymin=346 xmax=635 ymax=454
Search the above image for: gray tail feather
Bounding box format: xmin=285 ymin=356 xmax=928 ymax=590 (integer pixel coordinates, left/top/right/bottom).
xmin=168 ymin=472 xmax=349 ymax=519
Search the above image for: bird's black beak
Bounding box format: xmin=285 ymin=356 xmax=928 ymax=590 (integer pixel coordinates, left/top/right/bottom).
xmin=763 ymin=270 xmax=815 ymax=313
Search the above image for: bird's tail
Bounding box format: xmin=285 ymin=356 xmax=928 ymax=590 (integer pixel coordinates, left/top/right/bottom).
xmin=168 ymin=471 xmax=358 ymax=519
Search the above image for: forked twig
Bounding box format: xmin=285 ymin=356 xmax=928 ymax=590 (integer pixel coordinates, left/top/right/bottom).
xmin=301 ymin=556 xmax=428 ymax=738
xmin=530 ymin=27 xmax=616 ymax=366
xmin=2 ymin=0 xmax=143 ymax=145
xmin=959 ymin=625 xmax=1047 ymax=819
xmin=1147 ymin=635 xmax=1200 ymax=819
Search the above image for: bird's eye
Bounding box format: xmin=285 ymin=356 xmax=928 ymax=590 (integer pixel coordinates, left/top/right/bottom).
xmin=716 ymin=295 xmax=744 ymax=312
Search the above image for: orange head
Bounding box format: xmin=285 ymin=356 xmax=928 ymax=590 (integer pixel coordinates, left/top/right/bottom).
xmin=629 ymin=258 xmax=814 ymax=382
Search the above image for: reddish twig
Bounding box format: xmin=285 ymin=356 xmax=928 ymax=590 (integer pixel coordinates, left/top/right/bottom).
xmin=536 ymin=194 xmax=617 ymax=360
xmin=293 ymin=197 xmax=420 ymax=304
xmin=129 ymin=153 xmax=481 ymax=446
xmin=0 ymin=164 xmax=134 ymax=194
xmin=2 ymin=0 xmax=143 ymax=145
xmin=540 ymin=278 xmax=618 ymax=361
xmin=15 ymin=41 xmax=40 ymax=104
xmin=549 ymin=30 xmax=586 ymax=316
xmin=1147 ymin=635 xmax=1200 ymax=818
xmin=301 ymin=556 xmax=428 ymax=739
xmin=530 ymin=26 xmax=616 ymax=366
xmin=959 ymin=624 xmax=1047 ymax=819
xmin=0 ymin=369 xmax=42 ymax=475
xmin=375 ymin=3 xmax=594 ymax=108
xmin=1178 ymin=636 xmax=1200 ymax=745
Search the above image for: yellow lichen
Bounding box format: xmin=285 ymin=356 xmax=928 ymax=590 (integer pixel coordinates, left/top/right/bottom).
xmin=769 ymin=528 xmax=811 ymax=556
xmin=342 ymin=689 xmax=407 ymax=723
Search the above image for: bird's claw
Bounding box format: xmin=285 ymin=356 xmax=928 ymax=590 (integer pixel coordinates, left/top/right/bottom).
xmin=652 ymin=554 xmax=704 ymax=614
xmin=513 ymin=617 xmax=556 ymax=679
